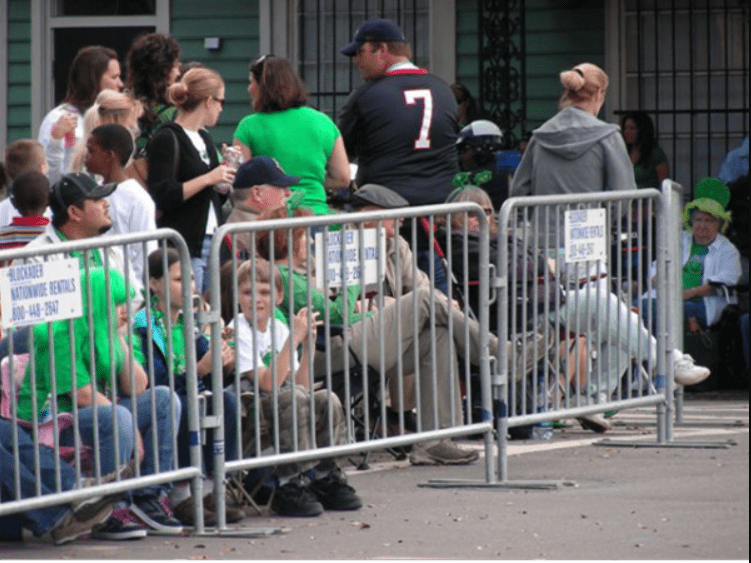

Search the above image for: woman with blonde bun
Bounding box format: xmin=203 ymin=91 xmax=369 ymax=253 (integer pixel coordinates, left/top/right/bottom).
xmin=146 ymin=67 xmax=234 ymax=293
xmin=510 ymin=62 xmax=635 ymax=201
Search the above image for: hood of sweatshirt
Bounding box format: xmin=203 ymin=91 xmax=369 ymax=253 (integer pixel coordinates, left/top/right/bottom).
xmin=532 ymin=106 xmax=621 ymax=160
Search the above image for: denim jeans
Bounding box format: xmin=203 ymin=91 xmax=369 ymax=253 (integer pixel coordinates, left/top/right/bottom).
xmin=119 ymin=386 xmax=180 ymax=497
xmin=61 ymin=404 xmax=134 ymax=476
xmin=176 ymin=389 xmax=238 ymax=475
xmin=0 ymin=419 xmax=71 ymax=537
xmin=416 ymin=249 xmax=448 ymax=295
xmin=640 ymin=297 xmax=707 ymax=335
xmin=191 ymin=234 xmax=213 ymax=296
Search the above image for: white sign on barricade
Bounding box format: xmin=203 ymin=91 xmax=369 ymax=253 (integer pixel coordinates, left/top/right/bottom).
xmin=564 ymin=208 xmax=607 ymax=263
xmin=0 ymin=258 xmax=83 ymax=329
xmin=315 ymin=228 xmax=386 ymax=289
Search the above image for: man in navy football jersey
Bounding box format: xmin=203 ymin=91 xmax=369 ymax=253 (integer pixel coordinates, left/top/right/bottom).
xmin=339 ymin=18 xmax=459 ymax=291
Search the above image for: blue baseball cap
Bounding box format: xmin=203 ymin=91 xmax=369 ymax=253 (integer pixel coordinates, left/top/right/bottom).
xmin=341 ymin=19 xmax=406 ymax=56
xmin=233 ymin=156 xmax=300 ymax=189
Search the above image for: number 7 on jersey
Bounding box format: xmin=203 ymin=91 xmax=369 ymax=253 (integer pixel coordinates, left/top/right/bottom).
xmin=404 ymin=89 xmax=434 ymax=150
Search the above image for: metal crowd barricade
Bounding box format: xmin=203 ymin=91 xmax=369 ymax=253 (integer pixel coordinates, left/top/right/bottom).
xmin=494 ymin=189 xmax=671 ymax=485
xmin=659 ymin=179 xmax=736 ymax=449
xmin=0 ymin=230 xmax=204 ymax=532
xmin=205 ymin=203 xmax=495 ymax=528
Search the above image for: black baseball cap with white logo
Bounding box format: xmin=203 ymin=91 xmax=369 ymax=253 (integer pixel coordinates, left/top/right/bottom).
xmin=50 ymin=173 xmax=117 ymax=212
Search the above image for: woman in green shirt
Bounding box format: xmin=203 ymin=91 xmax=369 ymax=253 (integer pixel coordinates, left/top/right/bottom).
xmin=232 ymin=56 xmax=350 ymax=216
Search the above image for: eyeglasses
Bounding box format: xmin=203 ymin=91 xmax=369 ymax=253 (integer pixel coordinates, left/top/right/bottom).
xmin=250 ymin=54 xmax=274 ymax=79
xmin=212 ymin=96 xmax=225 ymax=108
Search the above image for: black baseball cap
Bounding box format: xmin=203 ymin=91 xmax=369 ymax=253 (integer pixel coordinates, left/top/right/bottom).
xmin=350 ymin=184 xmax=408 ymax=209
xmin=341 ymin=19 xmax=406 ymax=56
xmin=50 ymin=173 xmax=117 ymax=212
xmin=233 ymin=156 xmax=300 ymax=189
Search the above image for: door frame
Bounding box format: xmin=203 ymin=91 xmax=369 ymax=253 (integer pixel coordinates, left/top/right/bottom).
xmin=30 ymin=0 xmax=170 ymax=137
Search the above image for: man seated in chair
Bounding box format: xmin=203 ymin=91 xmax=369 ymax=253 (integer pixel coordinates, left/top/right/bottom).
xmin=225 ymin=259 xmax=362 ymax=518
xmin=255 ymin=201 xmax=494 ymax=467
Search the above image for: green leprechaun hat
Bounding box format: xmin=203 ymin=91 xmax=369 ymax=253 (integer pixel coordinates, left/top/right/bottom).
xmin=682 ymin=176 xmax=732 ymax=233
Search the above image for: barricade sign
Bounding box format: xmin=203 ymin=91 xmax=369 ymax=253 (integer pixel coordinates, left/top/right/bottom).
xmin=564 ymin=208 xmax=607 ymax=263
xmin=0 ymin=258 xmax=82 ymax=329
xmin=315 ymin=227 xmax=386 ymax=289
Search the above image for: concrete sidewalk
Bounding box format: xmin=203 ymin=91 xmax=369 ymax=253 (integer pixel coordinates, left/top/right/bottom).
xmin=2 ymin=397 xmax=748 ymax=560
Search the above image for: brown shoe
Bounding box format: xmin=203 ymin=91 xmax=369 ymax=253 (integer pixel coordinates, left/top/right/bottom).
xmin=203 ymin=492 xmax=245 ymax=523
xmin=173 ymin=496 xmax=216 ymax=527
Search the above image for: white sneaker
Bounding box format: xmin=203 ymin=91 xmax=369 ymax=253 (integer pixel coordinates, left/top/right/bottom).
xmin=673 ymin=352 xmax=710 ymax=386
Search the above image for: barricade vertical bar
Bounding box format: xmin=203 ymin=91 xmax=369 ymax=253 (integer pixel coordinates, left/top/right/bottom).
xmin=477 ymin=211 xmax=495 ymax=484
xmin=655 ymin=186 xmax=670 ymax=444
xmin=667 ymin=180 xmax=685 ymax=425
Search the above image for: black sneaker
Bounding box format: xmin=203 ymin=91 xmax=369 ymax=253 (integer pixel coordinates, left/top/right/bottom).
xmin=91 ymin=513 xmax=148 ymax=541
xmin=130 ymin=495 xmax=184 ymax=535
xmin=270 ymin=479 xmax=324 ymax=517
xmin=308 ymin=470 xmax=362 ymax=511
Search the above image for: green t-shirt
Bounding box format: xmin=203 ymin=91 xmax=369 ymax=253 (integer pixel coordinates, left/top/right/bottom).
xmin=633 ymin=145 xmax=668 ymax=189
xmin=233 ymin=107 xmax=340 ymax=216
xmin=277 ymin=265 xmax=371 ymax=327
xmin=682 ymin=241 xmax=708 ymax=298
xmin=17 ymin=267 xmax=128 ymax=421
xmin=131 ymin=301 xmax=187 ymax=378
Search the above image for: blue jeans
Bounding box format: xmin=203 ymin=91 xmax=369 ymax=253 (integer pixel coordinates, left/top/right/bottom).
xmin=176 ymin=390 xmax=238 ymax=475
xmin=0 ymin=419 xmax=71 ymax=537
xmin=683 ymin=299 xmax=708 ymax=329
xmin=119 ymin=386 xmax=180 ymax=497
xmin=416 ymin=249 xmax=448 ymax=295
xmin=191 ymin=234 xmax=213 ymax=296
xmin=61 ymin=404 xmax=134 ymax=476
xmin=639 ymin=297 xmax=707 ymax=334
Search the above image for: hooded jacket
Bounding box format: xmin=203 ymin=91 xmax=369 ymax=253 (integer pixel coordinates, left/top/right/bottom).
xmin=510 ymin=106 xmax=636 ymax=198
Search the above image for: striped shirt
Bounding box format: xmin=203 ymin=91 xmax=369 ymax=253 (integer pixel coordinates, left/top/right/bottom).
xmin=0 ymin=216 xmax=51 ymax=264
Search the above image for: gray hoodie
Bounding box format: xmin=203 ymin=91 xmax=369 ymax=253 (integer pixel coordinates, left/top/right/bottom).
xmin=510 ymin=106 xmax=636 ymax=198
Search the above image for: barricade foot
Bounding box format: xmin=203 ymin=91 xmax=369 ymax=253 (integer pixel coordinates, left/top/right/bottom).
xmin=193 ymin=526 xmax=289 ymax=538
xmin=593 ymin=438 xmax=737 ymax=449
xmin=418 ymin=479 xmax=575 ymax=490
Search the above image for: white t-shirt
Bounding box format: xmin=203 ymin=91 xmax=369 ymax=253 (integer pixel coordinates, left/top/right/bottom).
xmin=104 ymin=178 xmax=158 ymax=284
xmin=228 ymin=313 xmax=299 ymax=379
xmin=182 ymin=127 xmax=218 ymax=235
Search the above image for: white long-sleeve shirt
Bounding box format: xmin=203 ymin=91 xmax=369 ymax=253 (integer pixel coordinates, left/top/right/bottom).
xmin=37 ymin=103 xmax=85 ymax=185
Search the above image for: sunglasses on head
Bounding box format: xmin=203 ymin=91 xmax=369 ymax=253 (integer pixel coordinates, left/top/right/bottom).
xmin=250 ymin=54 xmax=274 ymax=79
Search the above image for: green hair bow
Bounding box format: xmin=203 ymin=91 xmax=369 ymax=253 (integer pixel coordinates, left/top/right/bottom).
xmin=285 ymin=191 xmax=306 ymax=217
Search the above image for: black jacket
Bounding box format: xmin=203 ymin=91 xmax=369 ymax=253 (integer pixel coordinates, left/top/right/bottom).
xmin=146 ymin=122 xmax=227 ymax=257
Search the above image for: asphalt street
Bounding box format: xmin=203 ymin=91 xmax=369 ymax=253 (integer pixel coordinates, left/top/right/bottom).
xmin=2 ymin=394 xmax=748 ymax=560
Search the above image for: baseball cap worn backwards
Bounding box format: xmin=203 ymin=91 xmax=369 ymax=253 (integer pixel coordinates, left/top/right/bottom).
xmin=51 ymin=173 xmax=117 ymax=211
xmin=233 ymin=156 xmax=301 ymax=189
xmin=341 ymin=19 xmax=406 ymax=56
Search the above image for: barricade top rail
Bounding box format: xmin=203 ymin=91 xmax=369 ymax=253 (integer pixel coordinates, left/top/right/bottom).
xmin=0 ymin=228 xmax=186 ymax=263
xmin=211 ymin=202 xmax=488 ymax=240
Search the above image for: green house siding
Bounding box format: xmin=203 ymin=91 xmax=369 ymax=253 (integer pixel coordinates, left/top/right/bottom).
xmin=170 ymin=1 xmax=260 ymax=146
xmin=6 ymin=0 xmax=32 ymax=143
xmin=455 ymin=0 xmax=605 ymax=142
xmin=2 ymin=2 xmax=259 ymax=146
